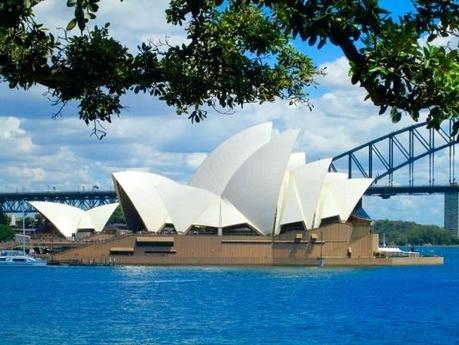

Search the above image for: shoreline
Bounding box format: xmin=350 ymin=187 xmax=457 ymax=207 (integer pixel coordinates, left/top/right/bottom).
xmin=49 ymin=256 xmax=444 ymax=267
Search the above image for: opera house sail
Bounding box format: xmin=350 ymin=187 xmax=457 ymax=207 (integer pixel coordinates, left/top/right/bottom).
xmin=29 ymin=201 xmax=119 ymax=238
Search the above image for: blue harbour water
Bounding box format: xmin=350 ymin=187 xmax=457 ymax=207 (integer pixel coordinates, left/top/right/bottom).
xmin=0 ymin=247 xmax=458 ymax=345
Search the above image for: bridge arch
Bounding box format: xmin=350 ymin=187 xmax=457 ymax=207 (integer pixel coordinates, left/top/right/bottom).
xmin=331 ymin=120 xmax=457 ymax=186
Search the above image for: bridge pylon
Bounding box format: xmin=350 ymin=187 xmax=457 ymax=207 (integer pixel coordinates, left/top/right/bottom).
xmin=444 ymin=188 xmax=459 ymax=236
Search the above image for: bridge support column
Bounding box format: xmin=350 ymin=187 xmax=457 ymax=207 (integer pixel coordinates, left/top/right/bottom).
xmin=0 ymin=208 xmax=5 ymax=224
xmin=444 ymin=192 xmax=459 ymax=236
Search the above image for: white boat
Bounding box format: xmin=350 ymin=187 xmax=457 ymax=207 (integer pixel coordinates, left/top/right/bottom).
xmin=0 ymin=209 xmax=47 ymax=267
xmin=0 ymin=250 xmax=47 ymax=267
xmin=378 ymin=233 xmax=419 ymax=258
xmin=377 ymin=246 xmax=419 ymax=257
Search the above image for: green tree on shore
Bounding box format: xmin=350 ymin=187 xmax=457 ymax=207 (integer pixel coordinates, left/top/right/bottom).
xmin=1 ymin=1 xmax=458 ymax=136
xmin=0 ymin=224 xmax=14 ymax=242
xmin=374 ymin=220 xmax=459 ymax=245
xmin=109 ymin=206 xmax=126 ymax=224
xmin=0 ymin=211 xmax=8 ymax=225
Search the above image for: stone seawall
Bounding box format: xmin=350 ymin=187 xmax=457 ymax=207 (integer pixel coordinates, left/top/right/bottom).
xmin=323 ymin=256 xmax=444 ymax=266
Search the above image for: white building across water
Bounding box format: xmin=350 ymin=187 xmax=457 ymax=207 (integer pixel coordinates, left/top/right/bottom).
xmin=30 ymin=122 xmax=373 ymax=237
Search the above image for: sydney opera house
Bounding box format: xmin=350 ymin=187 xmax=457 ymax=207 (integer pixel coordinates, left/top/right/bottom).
xmin=111 ymin=123 xmax=373 ymax=235
xmin=31 ymin=123 xmax=438 ymax=266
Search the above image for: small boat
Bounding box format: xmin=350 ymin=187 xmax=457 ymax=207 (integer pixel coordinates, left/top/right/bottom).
xmin=0 ymin=250 xmax=47 ymax=267
xmin=0 ymin=209 xmax=47 ymax=267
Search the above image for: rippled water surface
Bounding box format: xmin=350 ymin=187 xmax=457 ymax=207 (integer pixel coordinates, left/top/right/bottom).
xmin=0 ymin=247 xmax=458 ymax=344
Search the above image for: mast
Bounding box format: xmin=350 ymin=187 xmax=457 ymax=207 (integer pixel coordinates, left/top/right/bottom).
xmin=22 ymin=207 xmax=26 ymax=254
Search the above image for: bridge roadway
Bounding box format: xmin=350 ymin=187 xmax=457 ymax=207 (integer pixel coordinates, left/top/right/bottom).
xmin=0 ymin=190 xmax=117 ymax=200
xmin=0 ymin=190 xmax=118 ymax=213
xmin=367 ymin=185 xmax=459 ymax=197
xmin=2 ymin=185 xmax=459 ymax=208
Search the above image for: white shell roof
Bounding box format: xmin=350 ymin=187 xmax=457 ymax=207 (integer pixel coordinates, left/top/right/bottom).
xmin=30 ymin=201 xmax=84 ymax=238
xmin=156 ymin=184 xmax=221 ymax=234
xmin=274 ymin=152 xmax=307 ymax=233
xmin=324 ymin=172 xmax=348 ymax=183
xmin=190 ymin=123 xmax=272 ymax=196
xmin=313 ymin=172 xmax=349 ymax=227
xmin=293 ymin=158 xmax=332 ymax=229
xmin=112 ymin=171 xmax=176 ymax=232
xmin=193 ymin=198 xmax=252 ymax=229
xmin=113 ymin=171 xmax=176 ymax=186
xmin=278 ymin=176 xmax=304 ymax=228
xmin=327 ymin=178 xmax=373 ymax=221
xmin=223 ymin=129 xmax=299 ymax=235
xmin=220 ymin=199 xmax=252 ymax=227
xmin=86 ymin=203 xmax=120 ymax=232
xmin=77 ymin=213 xmax=94 ymax=230
xmin=314 ymin=177 xmax=373 ymax=227
xmin=286 ymin=152 xmax=306 ymax=171
xmin=29 ymin=201 xmax=119 ymax=238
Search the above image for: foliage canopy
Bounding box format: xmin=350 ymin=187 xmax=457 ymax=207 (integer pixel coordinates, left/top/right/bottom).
xmin=0 ymin=212 xmax=8 ymax=226
xmin=0 ymin=224 xmax=14 ymax=242
xmin=374 ymin=219 xmax=459 ymax=245
xmin=110 ymin=206 xmax=126 ymax=224
xmin=0 ymin=0 xmax=458 ymax=136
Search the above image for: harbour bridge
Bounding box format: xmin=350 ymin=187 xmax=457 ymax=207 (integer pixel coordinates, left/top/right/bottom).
xmin=330 ymin=119 xmax=458 ymax=235
xmin=1 ymin=120 xmax=458 ymax=236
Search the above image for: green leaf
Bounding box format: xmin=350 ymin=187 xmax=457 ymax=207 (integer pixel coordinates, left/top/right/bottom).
xmin=379 ymin=105 xmax=388 ymax=115
xmin=88 ymin=3 xmax=99 ymax=12
xmin=317 ymin=38 xmax=326 ymax=50
xmin=78 ymin=18 xmax=86 ymax=31
xmin=66 ymin=18 xmax=77 ymax=31
xmin=390 ymin=107 xmax=401 ymax=122
xmin=351 ymin=73 xmax=359 ymax=85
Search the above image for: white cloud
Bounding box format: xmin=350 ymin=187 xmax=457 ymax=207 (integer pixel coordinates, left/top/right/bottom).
xmin=33 ymin=0 xmax=188 ymax=52
xmin=317 ymin=56 xmax=351 ymax=89
xmin=419 ymin=31 xmax=459 ymax=50
xmin=0 ymin=117 xmax=34 ymax=156
xmin=186 ymin=153 xmax=207 ymax=170
xmin=6 ymin=166 xmax=46 ymax=182
xmin=364 ymin=194 xmax=444 ymax=226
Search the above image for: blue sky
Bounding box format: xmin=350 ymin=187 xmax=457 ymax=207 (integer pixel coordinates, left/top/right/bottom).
xmin=0 ymin=0 xmax=451 ymax=226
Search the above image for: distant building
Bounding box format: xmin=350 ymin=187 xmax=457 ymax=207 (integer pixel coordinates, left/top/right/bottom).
xmin=9 ymin=214 xmax=16 ymax=227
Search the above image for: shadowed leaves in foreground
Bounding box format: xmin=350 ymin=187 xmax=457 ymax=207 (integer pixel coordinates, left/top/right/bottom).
xmin=0 ymin=1 xmax=458 ymax=137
